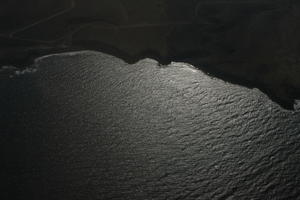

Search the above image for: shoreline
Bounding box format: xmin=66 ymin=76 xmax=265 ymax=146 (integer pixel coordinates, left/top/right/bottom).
xmin=1 ymin=46 xmax=299 ymax=110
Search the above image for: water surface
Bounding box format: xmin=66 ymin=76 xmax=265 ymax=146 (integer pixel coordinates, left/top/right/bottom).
xmin=1 ymin=51 xmax=300 ymax=199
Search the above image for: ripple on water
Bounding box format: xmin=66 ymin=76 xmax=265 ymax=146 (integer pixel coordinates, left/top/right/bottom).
xmin=1 ymin=51 xmax=300 ymax=200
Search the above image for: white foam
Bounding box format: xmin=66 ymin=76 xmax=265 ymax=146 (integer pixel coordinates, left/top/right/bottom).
xmin=168 ymin=62 xmax=198 ymax=73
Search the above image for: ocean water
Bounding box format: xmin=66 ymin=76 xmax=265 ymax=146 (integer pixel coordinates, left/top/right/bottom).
xmin=1 ymin=51 xmax=300 ymax=199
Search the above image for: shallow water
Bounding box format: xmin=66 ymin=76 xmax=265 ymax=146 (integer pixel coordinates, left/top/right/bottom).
xmin=1 ymin=51 xmax=300 ymax=199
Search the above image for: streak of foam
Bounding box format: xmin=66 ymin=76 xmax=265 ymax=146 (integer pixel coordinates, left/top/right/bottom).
xmin=14 ymin=68 xmax=37 ymax=76
xmin=0 ymin=65 xmax=37 ymax=78
xmin=168 ymin=62 xmax=199 ymax=73
xmin=294 ymin=100 xmax=300 ymax=110
xmin=34 ymin=50 xmax=97 ymax=63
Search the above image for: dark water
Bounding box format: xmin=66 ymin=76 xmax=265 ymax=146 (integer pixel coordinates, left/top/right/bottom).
xmin=1 ymin=51 xmax=300 ymax=199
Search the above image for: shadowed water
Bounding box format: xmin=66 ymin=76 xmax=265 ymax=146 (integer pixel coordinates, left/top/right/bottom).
xmin=1 ymin=51 xmax=300 ymax=199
